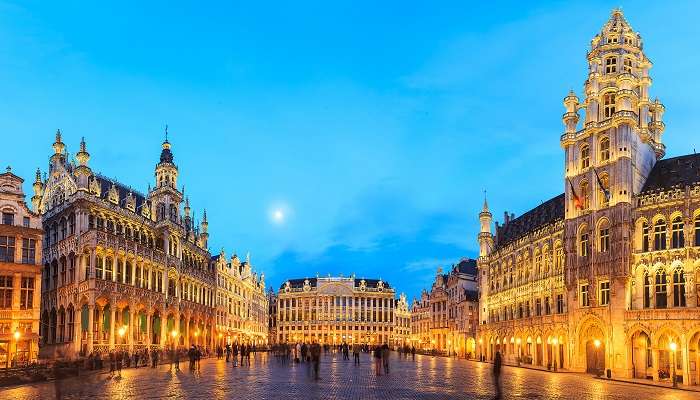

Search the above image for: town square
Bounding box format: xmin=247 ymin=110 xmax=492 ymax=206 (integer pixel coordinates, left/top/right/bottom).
xmin=1 ymin=1 xmax=699 ymax=399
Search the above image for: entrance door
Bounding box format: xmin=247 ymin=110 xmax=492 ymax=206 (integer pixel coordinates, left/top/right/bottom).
xmin=585 ymin=341 xmax=605 ymax=374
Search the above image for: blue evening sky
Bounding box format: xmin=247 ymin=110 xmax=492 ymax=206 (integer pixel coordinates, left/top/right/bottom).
xmin=1 ymin=1 xmax=698 ymax=301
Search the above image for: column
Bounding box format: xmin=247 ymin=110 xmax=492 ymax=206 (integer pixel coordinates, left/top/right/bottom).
xmin=87 ymin=304 xmax=95 ymax=353
xmin=146 ymin=311 xmax=152 ymax=345
xmin=109 ymin=306 xmax=116 ymax=348
xmin=128 ymin=304 xmax=135 ymax=352
xmin=160 ymin=313 xmax=167 ymax=349
xmin=73 ymin=308 xmax=82 ymax=354
xmin=185 ymin=315 xmax=191 ymax=347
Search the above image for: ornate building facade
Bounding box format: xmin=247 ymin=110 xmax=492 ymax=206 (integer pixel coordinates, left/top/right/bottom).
xmin=36 ymin=132 xmax=266 ymax=358
xmin=212 ymin=251 xmax=268 ymax=347
xmin=0 ymin=167 xmax=43 ymax=367
xmin=411 ymin=258 xmax=478 ymax=356
xmin=276 ymin=276 xmax=397 ymax=345
xmin=477 ymin=9 xmax=700 ymax=386
xmin=393 ymin=293 xmax=411 ymax=347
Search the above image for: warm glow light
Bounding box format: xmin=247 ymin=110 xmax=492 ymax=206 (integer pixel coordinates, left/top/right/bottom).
xmin=195 ymin=331 xmax=199 ymax=337
xmin=171 ymin=330 xmax=178 ymax=338
xmin=594 ymin=339 xmax=601 ymax=348
xmin=13 ymin=331 xmax=20 ymax=340
xmin=516 ymin=338 xmax=521 ymax=345
xmin=218 ymin=333 xmax=223 ymax=338
xmin=553 ymin=338 xmax=558 ymax=345
xmin=118 ymin=326 xmax=126 ymax=337
xmin=478 ymin=338 xmax=483 ymax=344
xmin=670 ymin=342 xmax=677 ymax=352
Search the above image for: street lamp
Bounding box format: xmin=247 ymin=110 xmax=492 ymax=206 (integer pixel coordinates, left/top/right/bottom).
xmin=670 ymin=342 xmax=678 ymax=388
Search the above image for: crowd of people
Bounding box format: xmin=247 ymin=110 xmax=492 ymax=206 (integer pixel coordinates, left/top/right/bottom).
xmin=215 ymin=343 xmax=257 ymax=367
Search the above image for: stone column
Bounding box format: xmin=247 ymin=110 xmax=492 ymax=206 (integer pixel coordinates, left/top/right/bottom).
xmin=73 ymin=308 xmax=82 ymax=354
xmin=146 ymin=311 xmax=152 ymax=345
xmin=160 ymin=312 xmax=167 ymax=349
xmin=128 ymin=304 xmax=135 ymax=352
xmin=87 ymin=304 xmax=95 ymax=353
xmin=109 ymin=306 xmax=116 ymax=348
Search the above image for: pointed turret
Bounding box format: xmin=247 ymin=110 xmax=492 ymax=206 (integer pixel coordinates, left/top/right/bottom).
xmin=199 ymin=209 xmax=209 ymax=248
xmin=478 ymin=191 xmax=494 ymax=258
xmin=31 ymin=168 xmax=44 ymax=212
xmin=52 ymin=129 xmax=65 ymax=155
xmin=74 ymin=137 xmax=93 ymax=190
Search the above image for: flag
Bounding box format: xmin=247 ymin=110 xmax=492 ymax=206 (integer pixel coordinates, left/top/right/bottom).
xmin=594 ymin=169 xmax=610 ymax=202
xmin=568 ymin=178 xmax=582 ymax=210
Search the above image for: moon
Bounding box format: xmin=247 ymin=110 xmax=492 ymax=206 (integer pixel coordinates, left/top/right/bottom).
xmin=273 ymin=209 xmax=284 ymax=223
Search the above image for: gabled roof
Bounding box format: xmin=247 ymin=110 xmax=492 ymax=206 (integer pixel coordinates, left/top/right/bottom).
xmin=641 ymin=153 xmax=700 ymax=193
xmin=495 ymin=193 xmax=565 ymax=249
xmin=455 ymin=258 xmax=477 ymax=275
xmin=93 ymin=173 xmax=148 ymax=212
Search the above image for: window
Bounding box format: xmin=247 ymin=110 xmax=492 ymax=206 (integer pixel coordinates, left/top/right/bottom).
xmin=673 ymin=268 xmax=686 ymax=307
xmin=603 ymin=93 xmax=616 ymax=118
xmin=643 ymin=272 xmax=651 ymax=308
xmin=580 ymin=229 xmax=589 ymax=257
xmin=580 ymin=181 xmax=590 ymax=210
xmin=23 ymin=217 xmax=30 ymax=228
xmin=671 ymin=217 xmax=684 ymax=249
xmin=598 ymin=173 xmax=610 ymax=207
xmin=642 ymin=222 xmax=650 ymax=252
xmin=544 ymin=296 xmax=551 ymax=315
xmin=599 ymin=138 xmax=610 ymax=161
xmin=1 ymin=212 xmax=14 ymax=225
xmin=0 ymin=276 xmax=12 ymax=309
xmin=0 ymin=236 xmax=15 ymax=262
xmin=623 ymin=57 xmax=633 ymax=73
xmin=22 ymin=238 xmax=35 ymax=264
xmin=96 ymin=257 xmax=104 ymax=279
xmin=655 ymin=269 xmax=667 ymax=308
xmin=580 ymin=284 xmax=590 ymax=307
xmin=653 ymin=219 xmax=667 ymax=251
xmin=20 ymin=277 xmax=34 ymax=310
xmin=535 ymin=299 xmax=542 ymax=316
xmin=581 ymin=145 xmax=590 ymax=169
xmin=605 ymin=56 xmax=617 ymax=73
xmin=556 ymin=294 xmax=564 ymax=314
xmin=599 ymin=222 xmax=610 ymax=252
xmin=599 ymin=281 xmax=610 ymax=306
xmin=105 ymin=257 xmax=113 ymax=281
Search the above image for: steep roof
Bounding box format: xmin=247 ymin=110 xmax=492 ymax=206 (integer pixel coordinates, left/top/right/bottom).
xmin=641 ymin=153 xmax=700 ymax=193
xmin=495 ymin=193 xmax=565 ymax=249
xmin=455 ymin=258 xmax=477 ymax=275
xmin=93 ymin=174 xmax=149 ymax=212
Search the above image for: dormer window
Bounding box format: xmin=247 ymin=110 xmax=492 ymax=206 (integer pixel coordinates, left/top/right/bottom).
xmin=605 ymin=57 xmax=617 ymax=74
xmin=607 ymin=36 xmax=618 ymax=44
xmin=603 ymin=93 xmax=616 ymax=118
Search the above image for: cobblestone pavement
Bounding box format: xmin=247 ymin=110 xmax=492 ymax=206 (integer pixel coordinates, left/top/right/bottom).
xmin=1 ymin=352 xmax=697 ymax=400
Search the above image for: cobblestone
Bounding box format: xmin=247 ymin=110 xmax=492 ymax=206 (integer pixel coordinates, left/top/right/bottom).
xmin=0 ymin=353 xmax=696 ymax=399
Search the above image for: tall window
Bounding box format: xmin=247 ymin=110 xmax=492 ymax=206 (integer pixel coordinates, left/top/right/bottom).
xmin=623 ymin=57 xmax=633 ymax=73
xmin=673 ymin=268 xmax=686 ymax=307
xmin=0 ymin=236 xmax=15 ymax=262
xmin=655 ymin=269 xmax=667 ymax=308
xmin=105 ymin=257 xmax=114 ymax=281
xmin=600 ymin=137 xmax=610 ymax=161
xmin=600 ymin=281 xmax=610 ymax=306
xmin=599 ymin=221 xmax=610 ymax=252
xmin=605 ymin=56 xmax=617 ymax=73
xmin=671 ymin=217 xmax=684 ymax=248
xmin=545 ymin=296 xmax=551 ymax=315
xmin=21 ymin=238 xmax=36 ymax=264
xmin=653 ymin=219 xmax=667 ymax=250
xmin=1 ymin=212 xmax=14 ymax=225
xmin=643 ymin=272 xmax=651 ymax=308
xmin=96 ymin=257 xmax=104 ymax=280
xmin=0 ymin=276 xmax=12 ymax=309
xmin=580 ymin=284 xmax=590 ymax=307
xmin=580 ymin=229 xmax=589 ymax=257
xmin=603 ymin=93 xmax=616 ymax=118
xmin=20 ymin=277 xmax=34 ymax=310
xmin=599 ymin=174 xmax=610 ymax=207
xmin=642 ymin=222 xmax=650 ymax=252
xmin=68 ymin=256 xmax=75 ymax=283
xmin=581 ymin=145 xmax=590 ymax=169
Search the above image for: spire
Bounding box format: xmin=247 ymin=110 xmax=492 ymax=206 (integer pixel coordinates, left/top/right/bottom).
xmin=159 ymin=125 xmax=174 ymax=164
xmin=52 ymin=129 xmax=65 ymax=155
xmin=34 ymin=168 xmax=42 ymax=183
xmin=184 ymin=197 xmax=191 ymax=217
xmin=481 ymin=190 xmax=490 ymax=213
xmin=76 ymin=136 xmax=90 ymax=166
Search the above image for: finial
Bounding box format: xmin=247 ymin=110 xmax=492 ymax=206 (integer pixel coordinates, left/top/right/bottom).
xmin=35 ymin=168 xmax=41 ymax=182
xmin=5 ymin=166 xmax=10 ymax=173
xmin=55 ymin=129 xmax=62 ymax=143
xmin=202 ymin=209 xmax=207 ymax=221
xmin=165 ymin=124 xmax=169 ymax=142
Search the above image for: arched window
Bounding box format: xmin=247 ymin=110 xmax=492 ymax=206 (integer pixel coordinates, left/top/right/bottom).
xmin=598 ymin=219 xmax=610 ymax=252
xmin=581 ymin=145 xmax=590 ymax=169
xmin=671 ymin=216 xmax=684 ymax=249
xmin=580 ymin=181 xmax=590 ymax=210
xmin=605 ymin=56 xmax=617 ymax=74
xmin=653 ymin=219 xmax=667 ymax=251
xmin=654 ymin=268 xmax=667 ymax=308
xmin=672 ymin=268 xmax=686 ymax=307
xmin=696 ymin=215 xmax=700 ymax=246
xmin=642 ymin=221 xmax=650 ymax=252
xmin=603 ymin=93 xmax=616 ymax=118
xmin=643 ymin=271 xmax=651 ymax=308
xmin=579 ymin=226 xmax=589 ymax=257
xmin=600 ymin=137 xmax=610 ymax=161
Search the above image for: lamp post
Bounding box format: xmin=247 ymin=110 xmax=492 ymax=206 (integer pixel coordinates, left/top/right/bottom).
xmin=118 ymin=326 xmax=126 ymax=345
xmin=552 ymin=338 xmax=558 ymax=371
xmin=593 ymin=339 xmax=601 ymax=377
xmin=670 ymin=342 xmax=677 ymax=388
xmin=12 ymin=330 xmax=21 ymax=368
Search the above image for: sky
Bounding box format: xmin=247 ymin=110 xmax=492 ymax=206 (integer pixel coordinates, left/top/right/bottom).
xmin=1 ymin=1 xmax=699 ymax=301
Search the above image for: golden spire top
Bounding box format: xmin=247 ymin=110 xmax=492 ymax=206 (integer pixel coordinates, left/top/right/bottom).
xmin=76 ymin=136 xmax=90 ymax=166
xmin=601 ymin=7 xmax=633 ymax=34
xmin=162 ymin=124 xmax=171 ymax=150
xmin=34 ymin=168 xmax=42 ymax=183
xmin=52 ymin=129 xmax=65 ymax=155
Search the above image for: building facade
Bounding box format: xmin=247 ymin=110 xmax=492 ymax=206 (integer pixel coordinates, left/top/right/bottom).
xmin=393 ymin=293 xmax=411 ymax=347
xmin=0 ymin=167 xmax=43 ymax=368
xmin=212 ymin=251 xmax=268 ymax=347
xmin=276 ymin=276 xmax=397 ymax=345
xmin=36 ymin=132 xmax=266 ymax=358
xmin=411 ymin=258 xmax=478 ymax=356
xmin=477 ymin=9 xmax=700 ymax=386
xmin=267 ymin=288 xmax=277 ymax=345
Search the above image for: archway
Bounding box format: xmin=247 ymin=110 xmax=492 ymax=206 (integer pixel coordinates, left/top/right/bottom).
xmin=585 ymin=339 xmax=605 ymax=374
xmin=630 ymin=330 xmax=652 ymax=379
xmin=689 ymin=330 xmax=700 ymax=386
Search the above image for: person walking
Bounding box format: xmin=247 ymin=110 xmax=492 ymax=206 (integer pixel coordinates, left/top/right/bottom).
xmin=310 ymin=341 xmax=321 ymax=380
xmin=196 ymin=346 xmax=202 ymax=371
xmin=232 ymin=343 xmax=239 ymax=367
xmin=188 ymin=345 xmax=196 ymax=372
xmin=382 ymin=344 xmax=390 ymax=374
xmin=134 ymin=350 xmax=140 ymax=368
xmin=411 ymin=346 xmax=416 ymax=361
xmin=373 ymin=345 xmax=382 ymax=376
xmin=108 ymin=351 xmax=115 ymax=377
xmin=352 ymin=343 xmax=360 ymax=365
xmin=301 ymin=342 xmax=308 ymax=363
xmin=116 ymin=350 xmax=123 ymax=377
xmin=225 ymin=344 xmax=231 ymax=363
xmin=493 ymin=351 xmax=503 ymax=400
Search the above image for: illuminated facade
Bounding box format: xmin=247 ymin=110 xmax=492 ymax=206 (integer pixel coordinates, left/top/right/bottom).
xmin=477 ymin=9 xmax=700 ymax=386
xmin=393 ymin=293 xmax=411 ymax=347
xmin=0 ymin=168 xmax=43 ymax=368
xmin=276 ymin=276 xmax=397 ymax=345
xmin=212 ymin=251 xmax=268 ymax=346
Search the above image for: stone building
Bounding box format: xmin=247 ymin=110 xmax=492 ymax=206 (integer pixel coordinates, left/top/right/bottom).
xmin=393 ymin=293 xmax=411 ymax=347
xmin=267 ymin=288 xmax=277 ymax=345
xmin=211 ymin=251 xmax=268 ymax=347
xmin=0 ymin=167 xmax=43 ymax=367
xmin=411 ymin=290 xmax=431 ymax=350
xmin=477 ymin=9 xmax=700 ymax=386
xmin=36 ymin=132 xmax=266 ymax=358
xmin=276 ymin=276 xmax=397 ymax=345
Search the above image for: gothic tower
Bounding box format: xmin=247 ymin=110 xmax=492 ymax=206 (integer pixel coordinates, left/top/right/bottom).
xmin=560 ymin=9 xmax=664 ymax=375
xmin=149 ymin=128 xmax=183 ymax=224
xmin=478 ymin=196 xmax=494 ymax=258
